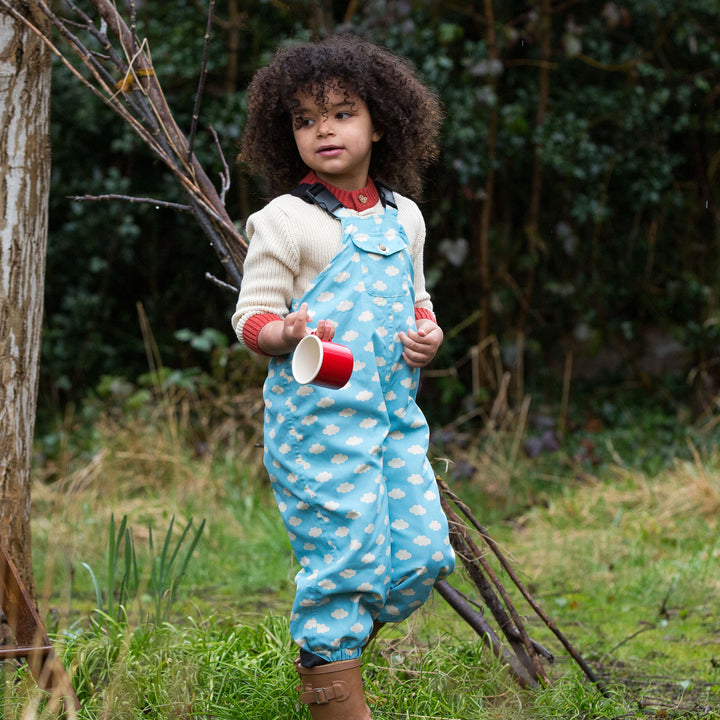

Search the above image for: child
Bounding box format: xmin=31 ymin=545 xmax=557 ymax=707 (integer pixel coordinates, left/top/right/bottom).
xmin=233 ymin=34 xmax=455 ymax=719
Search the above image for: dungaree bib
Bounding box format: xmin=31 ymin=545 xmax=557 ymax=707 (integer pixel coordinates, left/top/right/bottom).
xmin=262 ymin=195 xmax=455 ymax=662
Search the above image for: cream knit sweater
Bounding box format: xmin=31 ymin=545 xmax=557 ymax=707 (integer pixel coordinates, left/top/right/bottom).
xmin=232 ymin=191 xmax=435 ymax=351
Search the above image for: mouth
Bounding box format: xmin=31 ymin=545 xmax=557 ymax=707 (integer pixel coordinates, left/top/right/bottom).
xmin=317 ymin=145 xmax=343 ymax=156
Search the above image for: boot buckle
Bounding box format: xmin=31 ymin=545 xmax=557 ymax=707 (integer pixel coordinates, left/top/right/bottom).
xmin=299 ymin=680 xmax=349 ymax=705
xmin=313 ymin=687 xmax=330 ymax=705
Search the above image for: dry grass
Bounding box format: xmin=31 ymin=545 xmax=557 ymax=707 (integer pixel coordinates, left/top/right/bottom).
xmin=21 ymin=347 xmax=720 ymax=718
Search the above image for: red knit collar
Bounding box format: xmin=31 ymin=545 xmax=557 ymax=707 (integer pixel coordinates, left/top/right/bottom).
xmin=300 ymin=171 xmax=380 ymax=212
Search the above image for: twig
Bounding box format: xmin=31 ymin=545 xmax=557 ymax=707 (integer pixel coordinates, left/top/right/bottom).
xmin=188 ymin=0 xmax=215 ymax=163
xmin=209 ymin=125 xmax=231 ymax=205
xmin=658 ymin=574 xmax=678 ymax=618
xmin=24 ymin=1 xmax=165 ymax=157
xmin=606 ymin=624 xmax=656 ymax=656
xmin=440 ymin=581 xmax=555 ymax=662
xmin=129 ymin=0 xmax=138 ymax=55
xmin=68 ymin=194 xmax=191 ymax=213
xmin=61 ymin=0 xmax=160 ymax=132
xmin=205 ymin=273 xmax=238 ymax=295
xmin=189 ymin=198 xmax=244 ymax=289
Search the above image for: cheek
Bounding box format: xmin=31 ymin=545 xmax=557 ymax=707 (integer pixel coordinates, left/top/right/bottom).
xmin=293 ymin=133 xmax=311 ymax=156
xmin=294 ymin=135 xmax=318 ymax=168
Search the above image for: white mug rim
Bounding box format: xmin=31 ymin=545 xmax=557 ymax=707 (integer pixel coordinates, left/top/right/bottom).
xmin=292 ymin=334 xmax=324 ymax=385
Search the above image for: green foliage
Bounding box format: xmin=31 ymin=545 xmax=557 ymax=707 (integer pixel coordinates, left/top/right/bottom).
xmin=82 ymin=513 xmax=205 ymax=628
xmin=148 ymin=514 xmax=206 ymax=624
xmin=43 ymin=0 xmax=720 ymax=426
xmin=530 ymin=671 xmax=631 ymax=720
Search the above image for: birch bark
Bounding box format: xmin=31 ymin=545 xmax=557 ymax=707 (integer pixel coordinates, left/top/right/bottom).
xmin=0 ymin=2 xmax=52 ymax=597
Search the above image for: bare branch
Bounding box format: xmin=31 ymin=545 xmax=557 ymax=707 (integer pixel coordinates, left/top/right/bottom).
xmin=0 ymin=0 xmax=248 ymax=283
xmin=68 ymin=194 xmax=192 ymax=213
xmin=189 ymin=198 xmax=243 ymax=289
xmin=434 ymin=580 xmax=534 ymax=688
xmin=209 ymin=125 xmax=231 ymax=205
xmin=188 ymin=0 xmax=215 ymax=163
xmin=129 ymin=0 xmax=139 ymax=55
xmin=440 ymin=493 xmax=547 ymax=685
xmin=63 ymin=0 xmax=127 ymax=73
xmin=205 ymin=272 xmax=238 ymax=295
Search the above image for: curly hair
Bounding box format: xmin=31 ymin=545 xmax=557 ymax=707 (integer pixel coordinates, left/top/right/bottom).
xmin=239 ymin=34 xmax=443 ymax=200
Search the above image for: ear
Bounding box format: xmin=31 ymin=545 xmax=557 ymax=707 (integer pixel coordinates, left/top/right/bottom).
xmin=372 ymin=128 xmax=383 ymax=142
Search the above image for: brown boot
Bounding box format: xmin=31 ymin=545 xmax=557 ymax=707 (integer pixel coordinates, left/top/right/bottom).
xmin=295 ymin=657 xmax=372 ymax=719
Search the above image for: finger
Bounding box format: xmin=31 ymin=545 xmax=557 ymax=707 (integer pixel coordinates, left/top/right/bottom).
xmin=291 ymin=304 xmax=310 ymax=338
xmin=402 ymin=350 xmax=423 ymax=368
xmin=403 ymin=328 xmax=427 ymax=344
xmin=401 ymin=332 xmax=424 ymax=353
xmin=325 ymin=322 xmax=335 ymax=340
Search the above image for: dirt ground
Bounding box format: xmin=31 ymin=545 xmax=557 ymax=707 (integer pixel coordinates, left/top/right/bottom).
xmin=596 ymin=661 xmax=719 ymax=719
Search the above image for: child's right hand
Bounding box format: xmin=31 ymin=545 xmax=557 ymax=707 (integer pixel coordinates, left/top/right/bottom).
xmin=258 ymin=303 xmax=334 ymax=355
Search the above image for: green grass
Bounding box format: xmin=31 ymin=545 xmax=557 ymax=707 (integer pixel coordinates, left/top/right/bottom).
xmin=7 ymin=379 xmax=720 ymax=718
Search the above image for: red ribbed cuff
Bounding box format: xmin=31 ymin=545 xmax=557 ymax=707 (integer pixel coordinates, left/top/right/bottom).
xmin=414 ymin=307 xmax=437 ymax=324
xmin=242 ymin=313 xmax=283 ymax=356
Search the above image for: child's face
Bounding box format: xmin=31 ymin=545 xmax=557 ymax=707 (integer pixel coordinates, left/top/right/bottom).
xmin=292 ymin=84 xmax=381 ymax=191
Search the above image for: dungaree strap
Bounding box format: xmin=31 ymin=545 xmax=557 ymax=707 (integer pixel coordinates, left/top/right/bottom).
xmin=291 ymin=182 xmax=344 ymax=214
xmin=377 ymin=183 xmax=397 ymax=209
xmin=290 ymin=182 xmax=396 ymax=215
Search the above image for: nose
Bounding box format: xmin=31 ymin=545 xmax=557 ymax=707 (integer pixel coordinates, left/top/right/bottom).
xmin=316 ymin=116 xmax=334 ymax=136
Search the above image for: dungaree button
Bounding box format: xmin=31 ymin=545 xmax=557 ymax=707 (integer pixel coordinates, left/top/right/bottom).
xmin=378 ymin=244 xmax=387 ymax=252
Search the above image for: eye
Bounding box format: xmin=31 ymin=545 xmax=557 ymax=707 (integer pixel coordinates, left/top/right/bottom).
xmin=295 ymin=115 xmax=315 ymax=128
xmin=336 ymin=111 xmax=352 ymax=120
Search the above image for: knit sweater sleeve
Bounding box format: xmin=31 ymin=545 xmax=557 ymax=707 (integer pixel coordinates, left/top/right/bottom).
xmin=231 ymin=199 xmax=300 ymax=350
xmin=231 ymin=196 xmax=342 ymax=352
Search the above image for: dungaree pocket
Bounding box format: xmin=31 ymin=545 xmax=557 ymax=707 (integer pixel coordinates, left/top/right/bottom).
xmin=350 ymin=229 xmax=410 ymax=299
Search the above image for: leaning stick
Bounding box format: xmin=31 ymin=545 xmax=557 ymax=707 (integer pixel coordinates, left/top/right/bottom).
xmin=441 ymin=498 xmax=547 ymax=684
xmin=438 ymin=478 xmax=609 ymax=695
xmin=188 ymin=0 xmax=215 ymax=162
xmin=434 ymin=580 xmax=534 ymax=688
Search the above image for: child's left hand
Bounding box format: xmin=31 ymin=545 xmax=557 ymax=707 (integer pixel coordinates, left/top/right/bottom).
xmin=399 ymin=319 xmax=443 ymax=368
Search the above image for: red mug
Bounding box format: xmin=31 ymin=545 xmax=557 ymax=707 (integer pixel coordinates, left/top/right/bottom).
xmin=292 ymin=334 xmax=354 ymax=389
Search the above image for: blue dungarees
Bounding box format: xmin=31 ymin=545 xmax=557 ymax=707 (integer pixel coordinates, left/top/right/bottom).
xmin=262 ymin=193 xmax=455 ymax=663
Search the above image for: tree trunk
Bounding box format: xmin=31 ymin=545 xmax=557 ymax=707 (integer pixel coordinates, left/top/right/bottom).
xmin=0 ymin=2 xmax=52 ymax=599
